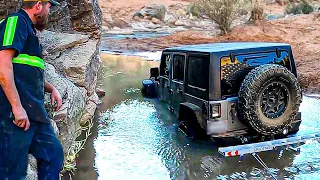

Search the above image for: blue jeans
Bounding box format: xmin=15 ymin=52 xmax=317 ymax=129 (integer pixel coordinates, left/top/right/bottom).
xmin=0 ymin=116 xmax=64 ymax=180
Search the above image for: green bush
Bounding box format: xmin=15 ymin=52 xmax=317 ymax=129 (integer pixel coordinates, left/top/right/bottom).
xmin=193 ymin=0 xmax=252 ymax=35
xmin=185 ymin=4 xmax=201 ymax=17
xmin=286 ymin=0 xmax=314 ymax=14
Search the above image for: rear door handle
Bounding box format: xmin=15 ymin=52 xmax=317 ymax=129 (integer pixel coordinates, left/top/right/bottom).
xmin=177 ymin=89 xmax=183 ymax=94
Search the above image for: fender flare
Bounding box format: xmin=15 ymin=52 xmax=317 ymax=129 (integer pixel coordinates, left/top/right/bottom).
xmin=179 ymin=102 xmax=206 ymax=129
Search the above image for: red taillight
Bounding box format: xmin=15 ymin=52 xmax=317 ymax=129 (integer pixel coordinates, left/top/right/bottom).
xmin=211 ymin=104 xmax=221 ymax=118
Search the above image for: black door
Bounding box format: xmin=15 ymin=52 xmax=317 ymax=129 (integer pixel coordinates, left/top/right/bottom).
xmin=159 ymin=53 xmax=172 ymax=105
xmin=170 ymin=54 xmax=186 ymax=115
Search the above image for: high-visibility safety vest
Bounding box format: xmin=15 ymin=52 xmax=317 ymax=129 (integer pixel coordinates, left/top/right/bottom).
xmin=0 ymin=9 xmax=49 ymax=123
xmin=0 ymin=15 xmax=45 ymax=70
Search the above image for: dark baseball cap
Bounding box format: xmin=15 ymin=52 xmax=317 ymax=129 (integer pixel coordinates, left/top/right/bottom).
xmin=22 ymin=0 xmax=61 ymax=6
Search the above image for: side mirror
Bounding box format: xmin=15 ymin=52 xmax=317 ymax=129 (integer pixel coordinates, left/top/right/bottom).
xmin=150 ymin=67 xmax=159 ymax=79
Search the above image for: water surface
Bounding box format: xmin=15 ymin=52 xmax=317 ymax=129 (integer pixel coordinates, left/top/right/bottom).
xmin=72 ymin=53 xmax=320 ymax=180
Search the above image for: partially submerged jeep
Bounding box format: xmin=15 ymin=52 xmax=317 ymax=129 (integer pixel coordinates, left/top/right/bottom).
xmin=142 ymin=42 xmax=302 ymax=143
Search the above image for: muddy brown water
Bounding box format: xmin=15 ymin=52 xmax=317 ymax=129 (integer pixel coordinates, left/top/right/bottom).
xmin=66 ymin=53 xmax=320 ymax=180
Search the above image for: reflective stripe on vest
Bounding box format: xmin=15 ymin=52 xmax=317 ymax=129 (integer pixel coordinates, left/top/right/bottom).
xmin=12 ymin=54 xmax=44 ymax=70
xmin=0 ymin=19 xmax=4 ymax=24
xmin=3 ymin=16 xmax=18 ymax=46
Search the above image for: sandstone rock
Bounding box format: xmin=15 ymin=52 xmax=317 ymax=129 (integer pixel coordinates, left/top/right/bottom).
xmin=276 ymin=0 xmax=285 ymax=6
xmin=42 ymin=31 xmax=100 ymax=96
xmin=68 ymin=0 xmax=102 ymax=38
xmin=140 ymin=4 xmax=167 ymax=20
xmin=131 ymin=22 xmax=150 ymax=31
xmin=104 ymin=13 xmax=113 ymax=22
xmin=39 ymin=30 xmax=89 ymax=58
xmin=41 ymin=31 xmax=100 ymax=97
xmin=112 ymin=17 xmax=129 ymax=28
xmin=176 ymin=8 xmax=187 ymax=18
xmin=145 ymin=22 xmax=162 ymax=29
xmin=80 ymin=100 xmax=97 ymax=126
xmin=47 ymin=1 xmax=74 ymax=33
xmin=26 ymin=155 xmax=37 ymax=180
xmin=113 ymin=27 xmax=121 ymax=30
xmin=89 ymin=92 xmax=102 ymax=105
xmin=133 ymin=16 xmax=141 ymax=21
xmin=0 ymin=0 xmax=102 ymax=37
xmin=174 ymin=20 xmax=184 ymax=26
xmin=0 ymin=0 xmax=20 ymax=20
xmin=102 ymin=26 xmax=110 ymax=31
xmin=50 ymin=119 xmax=60 ymax=136
xmin=152 ymin=17 xmax=161 ymax=24
xmin=164 ymin=14 xmax=177 ymax=24
xmin=44 ymin=63 xmax=86 ymax=153
xmin=62 ymin=40 xmax=100 ymax=96
xmin=143 ymin=16 xmax=152 ymax=20
xmin=133 ymin=11 xmax=143 ymax=19
xmin=0 ymin=0 xmax=101 ymax=37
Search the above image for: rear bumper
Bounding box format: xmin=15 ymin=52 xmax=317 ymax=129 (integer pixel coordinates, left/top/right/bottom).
xmin=209 ymin=112 xmax=302 ymax=138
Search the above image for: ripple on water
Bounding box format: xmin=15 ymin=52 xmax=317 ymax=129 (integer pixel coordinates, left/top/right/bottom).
xmin=91 ymin=85 xmax=320 ymax=180
xmin=94 ymin=99 xmax=185 ymax=180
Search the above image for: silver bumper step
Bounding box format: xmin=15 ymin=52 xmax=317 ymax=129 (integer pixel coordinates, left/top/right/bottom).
xmin=218 ymin=133 xmax=320 ymax=180
xmin=218 ymin=133 xmax=320 ymax=157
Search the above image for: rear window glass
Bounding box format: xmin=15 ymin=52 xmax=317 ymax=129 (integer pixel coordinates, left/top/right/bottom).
xmin=187 ymin=56 xmax=208 ymax=89
xmin=186 ymin=54 xmax=209 ymax=100
xmin=221 ymin=51 xmax=291 ymax=98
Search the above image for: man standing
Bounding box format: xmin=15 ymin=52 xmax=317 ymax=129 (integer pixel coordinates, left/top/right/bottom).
xmin=0 ymin=0 xmax=64 ymax=179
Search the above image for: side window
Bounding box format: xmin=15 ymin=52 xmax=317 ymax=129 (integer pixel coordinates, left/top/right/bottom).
xmin=173 ymin=55 xmax=185 ymax=82
xmin=187 ymin=55 xmax=209 ymax=90
xmin=160 ymin=54 xmax=170 ymax=77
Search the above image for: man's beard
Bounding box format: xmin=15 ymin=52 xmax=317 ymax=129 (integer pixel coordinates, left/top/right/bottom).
xmin=34 ymin=12 xmax=48 ymax=31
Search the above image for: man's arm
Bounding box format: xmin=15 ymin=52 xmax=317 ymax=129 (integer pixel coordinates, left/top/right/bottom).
xmin=0 ymin=49 xmax=30 ymax=131
xmin=45 ymin=81 xmax=62 ymax=111
xmin=44 ymin=80 xmax=54 ymax=93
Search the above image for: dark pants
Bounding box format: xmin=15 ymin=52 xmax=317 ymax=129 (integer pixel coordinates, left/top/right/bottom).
xmin=0 ymin=117 xmax=64 ymax=180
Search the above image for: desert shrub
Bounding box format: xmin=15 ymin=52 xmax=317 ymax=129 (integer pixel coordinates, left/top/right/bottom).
xmin=185 ymin=4 xmax=202 ymax=17
xmin=193 ymin=0 xmax=252 ymax=35
xmin=250 ymin=0 xmax=264 ymax=23
xmin=286 ymin=0 xmax=314 ymax=14
xmin=155 ymin=5 xmax=167 ymax=20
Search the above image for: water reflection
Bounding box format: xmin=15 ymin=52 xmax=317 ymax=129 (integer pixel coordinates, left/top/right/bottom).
xmin=74 ymin=54 xmax=320 ymax=180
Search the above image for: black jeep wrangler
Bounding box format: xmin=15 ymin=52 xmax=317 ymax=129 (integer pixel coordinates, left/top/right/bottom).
xmin=142 ymin=42 xmax=302 ymax=143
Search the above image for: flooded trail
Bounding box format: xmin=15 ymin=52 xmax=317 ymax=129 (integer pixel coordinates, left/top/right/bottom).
xmin=71 ymin=53 xmax=320 ymax=180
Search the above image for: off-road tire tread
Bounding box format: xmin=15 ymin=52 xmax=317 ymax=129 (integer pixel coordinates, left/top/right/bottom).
xmin=238 ymin=64 xmax=302 ymax=135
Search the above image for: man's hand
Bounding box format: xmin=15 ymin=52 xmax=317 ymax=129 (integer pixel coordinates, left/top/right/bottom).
xmin=12 ymin=106 xmax=30 ymax=131
xmin=0 ymin=49 xmax=29 ymax=130
xmin=44 ymin=81 xmax=62 ymax=111
xmin=51 ymin=88 xmax=62 ymax=111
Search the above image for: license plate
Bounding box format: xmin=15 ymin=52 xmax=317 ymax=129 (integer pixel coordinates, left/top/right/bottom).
xmin=251 ymin=146 xmax=274 ymax=153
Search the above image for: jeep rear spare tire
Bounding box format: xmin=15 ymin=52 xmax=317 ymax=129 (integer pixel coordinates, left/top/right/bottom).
xmin=238 ymin=64 xmax=302 ymax=135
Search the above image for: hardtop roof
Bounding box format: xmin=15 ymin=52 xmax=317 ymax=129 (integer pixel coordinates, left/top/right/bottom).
xmin=163 ymin=42 xmax=291 ymax=53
